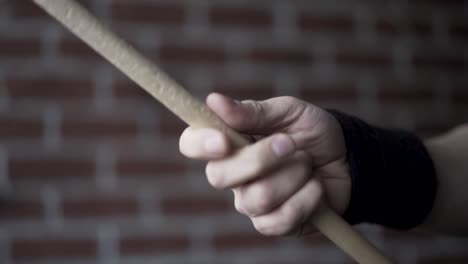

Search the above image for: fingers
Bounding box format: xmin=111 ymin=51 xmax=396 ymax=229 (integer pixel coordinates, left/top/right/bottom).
xmin=206 ymin=93 xmax=305 ymax=135
xmin=249 ymin=178 xmax=323 ymax=236
xmin=179 ymin=127 xmax=230 ymax=160
xmin=234 ymin=159 xmax=309 ymax=217
xmin=205 ymin=133 xmax=296 ymax=189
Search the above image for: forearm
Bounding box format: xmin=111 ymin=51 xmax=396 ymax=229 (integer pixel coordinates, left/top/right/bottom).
xmin=422 ymin=125 xmax=468 ymax=235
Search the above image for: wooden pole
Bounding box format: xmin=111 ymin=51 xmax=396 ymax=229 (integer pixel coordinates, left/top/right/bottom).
xmin=32 ymin=1 xmax=392 ymax=263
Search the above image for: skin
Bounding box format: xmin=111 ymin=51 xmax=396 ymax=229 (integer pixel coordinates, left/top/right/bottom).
xmin=423 ymin=125 xmax=468 ymax=235
xmin=179 ymin=93 xmax=468 ymax=236
xmin=180 ymin=93 xmax=350 ymax=236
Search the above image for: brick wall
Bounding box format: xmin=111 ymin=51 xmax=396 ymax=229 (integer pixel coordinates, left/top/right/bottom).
xmin=0 ymin=0 xmax=467 ymax=263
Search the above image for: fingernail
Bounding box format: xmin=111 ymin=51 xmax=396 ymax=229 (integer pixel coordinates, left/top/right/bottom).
xmin=271 ymin=134 xmax=295 ymax=158
xmin=204 ymin=133 xmax=224 ymax=154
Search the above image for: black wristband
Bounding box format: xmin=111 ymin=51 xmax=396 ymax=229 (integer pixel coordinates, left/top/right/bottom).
xmin=328 ymin=110 xmax=438 ymax=230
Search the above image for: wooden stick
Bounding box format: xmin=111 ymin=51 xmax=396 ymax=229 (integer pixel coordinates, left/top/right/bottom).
xmin=33 ymin=0 xmax=392 ymax=263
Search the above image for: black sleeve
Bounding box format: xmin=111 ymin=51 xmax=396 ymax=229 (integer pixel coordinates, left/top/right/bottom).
xmin=328 ymin=110 xmax=438 ymax=230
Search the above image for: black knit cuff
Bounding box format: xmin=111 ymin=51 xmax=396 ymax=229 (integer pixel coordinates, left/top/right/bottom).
xmin=328 ymin=110 xmax=438 ymax=230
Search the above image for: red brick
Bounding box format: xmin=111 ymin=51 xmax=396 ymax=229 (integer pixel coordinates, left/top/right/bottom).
xmin=7 ymin=0 xmax=46 ymax=19
xmin=112 ymin=81 xmax=152 ymax=99
xmin=111 ymin=2 xmax=186 ymax=25
xmin=248 ymin=47 xmax=313 ymax=65
xmin=413 ymin=54 xmax=466 ymax=70
xmin=416 ymin=123 xmax=457 ymax=138
xmin=298 ymin=14 xmax=354 ymax=33
xmin=59 ymin=38 xmax=99 ymax=58
xmin=158 ymin=44 xmax=227 ymax=64
xmin=120 ymin=235 xmax=190 ymax=255
xmin=452 ymin=87 xmax=468 ymax=105
xmin=211 ymin=82 xmax=274 ymax=100
xmin=376 ymin=19 xmax=432 ymax=36
xmin=300 ymin=83 xmax=358 ymax=102
xmin=6 ymin=77 xmax=92 ymax=99
xmin=336 ymin=51 xmax=392 ymax=68
xmin=159 ymin=116 xmax=187 ymax=137
xmin=0 ymin=118 xmax=43 ymax=138
xmin=12 ymin=238 xmax=97 ymax=259
xmin=0 ymin=38 xmax=41 ymax=58
xmin=213 ymin=232 xmax=278 ymax=251
xmin=410 ymin=22 xmax=433 ymax=35
xmin=63 ymin=198 xmax=138 ymax=218
xmin=209 ymin=7 xmax=272 ymax=28
xmin=61 ymin=119 xmax=138 ymax=138
xmin=450 ymin=23 xmax=468 ymax=39
xmin=409 ymin=0 xmax=467 ymax=6
xmin=160 ymin=196 xmax=230 ymax=215
xmin=377 ymin=83 xmax=435 ymax=103
xmin=420 ymin=255 xmax=468 ymax=264
xmin=0 ymin=199 xmax=43 ymax=219
xmin=116 ymin=159 xmax=186 ymax=177
xmin=9 ymin=159 xmax=95 ymax=181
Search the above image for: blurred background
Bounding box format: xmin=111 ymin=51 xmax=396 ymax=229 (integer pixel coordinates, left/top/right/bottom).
xmin=0 ymin=0 xmax=467 ymax=263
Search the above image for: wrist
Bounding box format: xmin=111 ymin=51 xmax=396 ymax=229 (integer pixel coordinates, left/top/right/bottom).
xmin=327 ymin=110 xmax=438 ymax=230
xmin=316 ymin=112 xmax=351 ymax=215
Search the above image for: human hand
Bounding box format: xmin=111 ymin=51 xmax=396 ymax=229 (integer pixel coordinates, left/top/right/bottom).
xmin=179 ymin=93 xmax=351 ymax=236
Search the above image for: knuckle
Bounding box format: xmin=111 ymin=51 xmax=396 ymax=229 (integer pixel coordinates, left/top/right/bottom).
xmin=282 ymin=203 xmax=302 ymax=227
xmin=255 ymin=227 xmax=272 ymax=236
xmin=234 ymin=197 xmax=247 ymax=215
xmin=252 ymin=219 xmax=273 ymax=236
xmin=205 ymin=163 xmax=225 ymax=189
xmin=308 ymin=179 xmax=323 ymax=200
xmin=251 ymin=100 xmax=265 ymax=116
xmin=274 ymin=210 xmax=300 ymax=236
xmin=244 ymin=184 xmax=275 ymax=215
xmin=243 ymin=100 xmax=265 ymax=128
xmin=280 ymin=96 xmax=298 ymax=105
xmin=252 ymin=217 xmax=292 ymax=237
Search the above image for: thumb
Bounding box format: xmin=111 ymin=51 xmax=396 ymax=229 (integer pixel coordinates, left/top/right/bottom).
xmin=206 ymin=93 xmax=303 ymax=135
